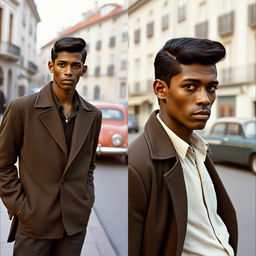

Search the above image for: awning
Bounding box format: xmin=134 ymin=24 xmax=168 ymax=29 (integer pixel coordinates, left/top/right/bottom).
xmin=128 ymin=95 xmax=152 ymax=106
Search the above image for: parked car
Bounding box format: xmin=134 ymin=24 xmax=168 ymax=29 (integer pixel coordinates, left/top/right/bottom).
xmin=203 ymin=117 xmax=256 ymax=173
xmin=128 ymin=114 xmax=139 ymax=133
xmin=92 ymin=101 xmax=128 ymax=160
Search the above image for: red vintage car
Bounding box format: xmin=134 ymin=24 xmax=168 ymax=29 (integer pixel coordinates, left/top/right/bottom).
xmin=92 ymin=101 xmax=128 ymax=158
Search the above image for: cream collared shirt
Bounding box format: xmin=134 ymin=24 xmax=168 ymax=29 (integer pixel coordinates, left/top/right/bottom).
xmin=157 ymin=114 xmax=234 ymax=256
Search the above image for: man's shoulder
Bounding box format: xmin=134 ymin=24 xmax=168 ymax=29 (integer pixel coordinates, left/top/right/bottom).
xmin=128 ymin=133 xmax=152 ymax=168
xmin=10 ymin=92 xmax=39 ymax=108
xmin=78 ymin=96 xmax=101 ymax=116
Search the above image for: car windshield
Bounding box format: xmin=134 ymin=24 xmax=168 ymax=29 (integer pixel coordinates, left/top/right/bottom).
xmin=100 ymin=108 xmax=124 ymax=121
xmin=244 ymin=121 xmax=256 ymax=138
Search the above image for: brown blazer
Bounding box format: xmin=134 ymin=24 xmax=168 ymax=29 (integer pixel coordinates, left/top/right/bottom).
xmin=128 ymin=110 xmax=238 ymax=256
xmin=0 ymin=83 xmax=102 ymax=241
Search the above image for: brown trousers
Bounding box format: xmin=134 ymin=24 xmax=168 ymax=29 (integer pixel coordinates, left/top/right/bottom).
xmin=13 ymin=228 xmax=86 ymax=256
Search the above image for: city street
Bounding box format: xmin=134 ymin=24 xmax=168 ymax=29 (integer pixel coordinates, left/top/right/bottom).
xmin=94 ymin=156 xmax=128 ymax=256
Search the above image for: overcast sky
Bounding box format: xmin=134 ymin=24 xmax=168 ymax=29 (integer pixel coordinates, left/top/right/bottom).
xmin=34 ymin=0 xmax=124 ymax=49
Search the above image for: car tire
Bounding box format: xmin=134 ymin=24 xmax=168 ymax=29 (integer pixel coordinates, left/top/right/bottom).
xmin=249 ymin=154 xmax=256 ymax=174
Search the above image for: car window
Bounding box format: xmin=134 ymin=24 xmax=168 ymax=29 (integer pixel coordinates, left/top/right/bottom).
xmin=211 ymin=123 xmax=226 ymax=136
xmin=226 ymin=123 xmax=242 ymax=137
xmin=100 ymin=108 xmax=124 ymax=121
xmin=244 ymin=121 xmax=256 ymax=138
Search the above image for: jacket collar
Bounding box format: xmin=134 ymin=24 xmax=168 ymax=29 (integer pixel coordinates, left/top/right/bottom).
xmin=144 ymin=110 xmax=177 ymax=160
xmin=34 ymin=82 xmax=93 ymax=112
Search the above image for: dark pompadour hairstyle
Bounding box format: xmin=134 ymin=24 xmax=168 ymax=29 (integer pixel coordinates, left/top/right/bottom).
xmin=51 ymin=37 xmax=87 ymax=63
xmin=154 ymin=37 xmax=226 ymax=86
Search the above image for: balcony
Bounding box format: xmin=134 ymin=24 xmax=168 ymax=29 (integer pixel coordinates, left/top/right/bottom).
xmin=219 ymin=64 xmax=256 ymax=85
xmin=218 ymin=11 xmax=234 ymax=37
xmin=27 ymin=61 xmax=38 ymax=74
xmin=0 ymin=41 xmax=20 ymax=62
xmin=195 ymin=20 xmax=208 ymax=38
xmin=107 ymin=64 xmax=114 ymax=76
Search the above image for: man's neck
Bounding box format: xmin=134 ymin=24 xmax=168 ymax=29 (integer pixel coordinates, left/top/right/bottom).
xmin=52 ymin=83 xmax=75 ymax=106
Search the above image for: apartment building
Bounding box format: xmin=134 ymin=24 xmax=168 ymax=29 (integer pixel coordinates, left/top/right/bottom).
xmin=128 ymin=0 xmax=256 ymax=130
xmin=0 ymin=0 xmax=40 ymax=101
xmin=38 ymin=3 xmax=128 ymax=104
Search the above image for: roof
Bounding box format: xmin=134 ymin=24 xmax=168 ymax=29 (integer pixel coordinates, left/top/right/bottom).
xmin=41 ymin=3 xmax=123 ymax=49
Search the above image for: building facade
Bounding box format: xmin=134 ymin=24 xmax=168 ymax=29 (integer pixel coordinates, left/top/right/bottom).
xmin=128 ymin=0 xmax=256 ymax=130
xmin=0 ymin=0 xmax=40 ymax=101
xmin=37 ymin=3 xmax=128 ymax=104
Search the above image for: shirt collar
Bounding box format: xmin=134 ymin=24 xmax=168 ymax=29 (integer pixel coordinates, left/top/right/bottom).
xmin=50 ymin=83 xmax=79 ymax=111
xmin=156 ymin=113 xmax=208 ymax=160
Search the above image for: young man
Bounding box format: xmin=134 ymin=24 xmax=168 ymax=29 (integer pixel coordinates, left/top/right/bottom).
xmin=128 ymin=38 xmax=238 ymax=256
xmin=0 ymin=37 xmax=102 ymax=256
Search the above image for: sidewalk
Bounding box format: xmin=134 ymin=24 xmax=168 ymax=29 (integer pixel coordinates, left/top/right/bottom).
xmin=0 ymin=202 xmax=117 ymax=256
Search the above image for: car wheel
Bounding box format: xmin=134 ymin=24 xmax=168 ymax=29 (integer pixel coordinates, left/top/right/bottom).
xmin=249 ymin=154 xmax=256 ymax=174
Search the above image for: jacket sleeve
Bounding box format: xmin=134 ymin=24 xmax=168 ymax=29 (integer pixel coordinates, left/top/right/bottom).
xmin=128 ymin=164 xmax=148 ymax=256
xmin=0 ymin=100 xmax=25 ymax=219
xmin=87 ymin=110 xmax=102 ymax=202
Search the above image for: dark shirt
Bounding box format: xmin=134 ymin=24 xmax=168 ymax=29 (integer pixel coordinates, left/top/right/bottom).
xmin=0 ymin=90 xmax=6 ymax=114
xmin=50 ymin=85 xmax=79 ymax=154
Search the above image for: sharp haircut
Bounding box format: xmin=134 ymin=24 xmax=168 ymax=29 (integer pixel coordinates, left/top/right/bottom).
xmin=154 ymin=37 xmax=226 ymax=86
xmin=51 ymin=37 xmax=87 ymax=63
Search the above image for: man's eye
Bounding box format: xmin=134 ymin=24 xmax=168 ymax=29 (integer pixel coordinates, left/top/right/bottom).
xmin=208 ymin=85 xmax=218 ymax=92
xmin=58 ymin=63 xmax=65 ymax=67
xmin=184 ymin=84 xmax=196 ymax=90
xmin=73 ymin=64 xmax=81 ymax=69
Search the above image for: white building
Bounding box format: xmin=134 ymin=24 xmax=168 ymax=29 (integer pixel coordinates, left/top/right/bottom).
xmin=38 ymin=3 xmax=128 ymax=104
xmin=128 ymin=0 xmax=256 ymax=130
xmin=0 ymin=0 xmax=40 ymax=101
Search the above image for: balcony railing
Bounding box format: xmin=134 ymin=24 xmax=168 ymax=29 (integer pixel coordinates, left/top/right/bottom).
xmin=0 ymin=41 xmax=20 ymax=61
xmin=27 ymin=61 xmax=38 ymax=74
xmin=219 ymin=64 xmax=256 ymax=85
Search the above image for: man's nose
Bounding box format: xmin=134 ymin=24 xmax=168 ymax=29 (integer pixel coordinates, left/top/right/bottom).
xmin=196 ymin=89 xmax=211 ymax=105
xmin=65 ymin=65 xmax=72 ymax=76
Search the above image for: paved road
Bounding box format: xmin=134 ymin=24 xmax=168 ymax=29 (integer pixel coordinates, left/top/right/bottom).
xmin=94 ymin=156 xmax=127 ymax=256
xmin=215 ymin=163 xmax=256 ymax=256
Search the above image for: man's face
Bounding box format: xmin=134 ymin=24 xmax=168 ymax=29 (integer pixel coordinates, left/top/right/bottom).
xmin=48 ymin=51 xmax=87 ymax=91
xmin=158 ymin=63 xmax=218 ymax=137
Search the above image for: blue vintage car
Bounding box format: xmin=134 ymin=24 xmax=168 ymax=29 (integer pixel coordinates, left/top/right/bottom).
xmin=203 ymin=117 xmax=256 ymax=173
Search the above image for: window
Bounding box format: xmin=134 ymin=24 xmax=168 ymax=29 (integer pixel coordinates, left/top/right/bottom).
xmin=226 ymin=123 xmax=242 ymax=137
xmin=218 ymin=11 xmax=234 ymax=36
xmin=178 ymin=0 xmax=187 ymax=22
xmin=120 ymin=82 xmax=126 ymax=98
xmin=9 ymin=13 xmax=13 ymax=43
xmin=96 ymin=40 xmax=101 ymax=50
xmin=146 ymin=22 xmax=154 ymax=37
xmin=211 ymin=123 xmax=226 ymax=136
xmin=109 ymin=36 xmax=116 ymax=47
xmin=100 ymin=108 xmax=124 ymax=121
xmin=248 ymin=3 xmax=256 ymax=27
xmin=162 ymin=2 xmax=170 ymax=30
xmin=122 ymin=30 xmax=128 ymax=41
xmin=94 ymin=86 xmax=100 ymax=100
xmin=83 ymin=86 xmax=88 ymax=97
xmin=0 ymin=8 xmax=3 ymax=41
xmin=134 ymin=29 xmax=140 ymax=43
xmin=195 ymin=21 xmax=208 ymax=38
xmin=218 ymin=96 xmax=236 ymax=117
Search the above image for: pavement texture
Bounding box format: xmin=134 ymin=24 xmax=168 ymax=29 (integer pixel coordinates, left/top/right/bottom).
xmin=0 ymin=203 xmax=117 ymax=256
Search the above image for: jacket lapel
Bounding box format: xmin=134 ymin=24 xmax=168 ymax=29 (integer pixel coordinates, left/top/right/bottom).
xmin=35 ymin=83 xmax=68 ymax=155
xmin=144 ymin=110 xmax=187 ymax=254
xmin=64 ymin=105 xmax=96 ymax=174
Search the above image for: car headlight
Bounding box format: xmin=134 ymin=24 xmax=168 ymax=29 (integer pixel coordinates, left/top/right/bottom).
xmin=111 ymin=133 xmax=123 ymax=146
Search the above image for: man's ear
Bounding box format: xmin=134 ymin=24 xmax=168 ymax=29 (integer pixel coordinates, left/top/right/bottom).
xmin=81 ymin=65 xmax=87 ymax=76
xmin=153 ymin=79 xmax=169 ymax=100
xmin=48 ymin=61 xmax=54 ymax=73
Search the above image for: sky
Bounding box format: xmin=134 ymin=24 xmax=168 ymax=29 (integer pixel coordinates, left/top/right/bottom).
xmin=34 ymin=0 xmax=124 ymax=49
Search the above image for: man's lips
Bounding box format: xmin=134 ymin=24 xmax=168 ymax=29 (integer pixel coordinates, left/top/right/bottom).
xmin=191 ymin=110 xmax=210 ymax=120
xmin=62 ymin=79 xmax=74 ymax=84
